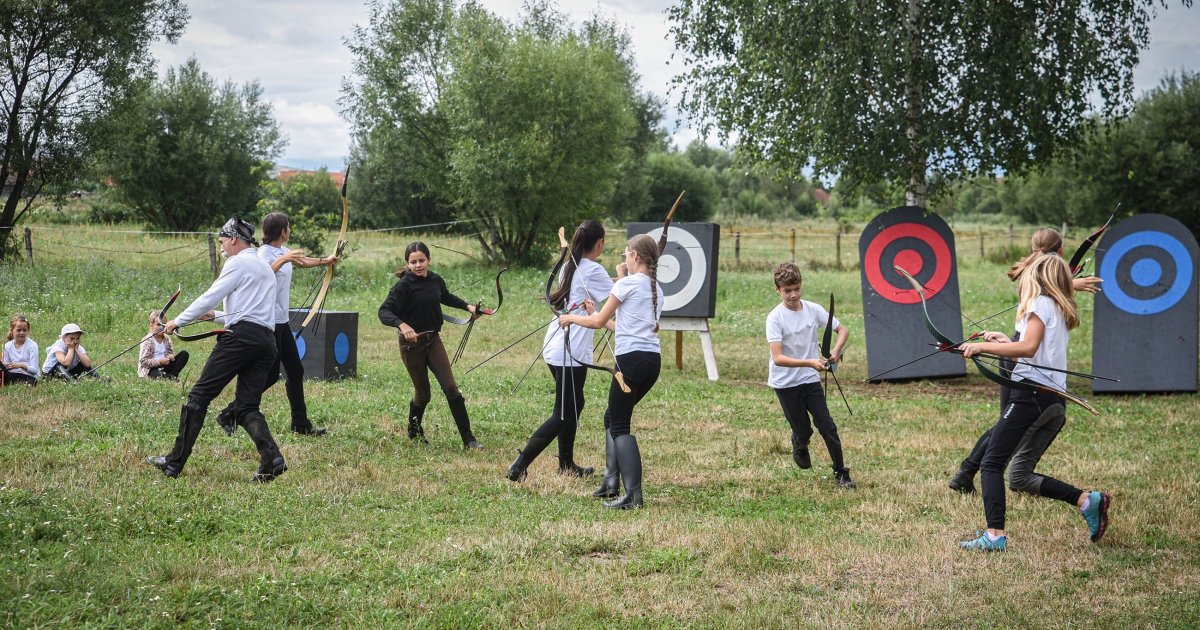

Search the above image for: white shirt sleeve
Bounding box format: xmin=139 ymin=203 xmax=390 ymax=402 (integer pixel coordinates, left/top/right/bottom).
xmin=175 ymin=257 xmax=242 ymax=327
xmin=766 ymin=308 xmax=783 ymax=343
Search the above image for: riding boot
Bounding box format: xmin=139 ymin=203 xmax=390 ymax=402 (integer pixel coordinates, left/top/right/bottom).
xmin=407 ymin=401 xmax=428 ymax=443
xmin=213 ymin=401 xmax=237 ymax=437
xmin=447 ymin=394 xmax=483 ymax=449
xmin=592 ymin=429 xmax=621 ymax=498
xmin=239 ymin=410 xmax=284 ymax=480
xmin=507 ymin=436 xmax=551 ymax=482
xmin=603 ymin=434 xmax=643 ymax=509
xmin=157 ymin=404 xmax=206 ymax=476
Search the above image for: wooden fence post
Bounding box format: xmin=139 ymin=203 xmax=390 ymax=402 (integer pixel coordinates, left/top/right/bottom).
xmin=734 ymin=232 xmax=740 ymax=267
xmin=835 ymin=232 xmax=841 ymax=267
xmin=790 ymin=228 xmax=795 ymax=263
xmin=979 ymin=227 xmax=984 ymax=258
xmin=24 ymin=227 xmax=32 ymax=264
xmin=208 ymin=235 xmax=219 ymax=278
xmin=1009 ymin=223 xmax=1014 ymax=247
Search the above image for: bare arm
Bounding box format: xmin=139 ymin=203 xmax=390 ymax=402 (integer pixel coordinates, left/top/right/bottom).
xmin=961 ymin=314 xmax=1044 ymax=359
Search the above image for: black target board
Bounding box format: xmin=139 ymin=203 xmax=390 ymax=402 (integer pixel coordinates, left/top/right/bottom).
xmin=860 ymin=206 xmax=966 ymax=381
xmin=1092 ymin=213 xmax=1198 ymax=393
xmin=287 ymin=309 xmax=358 ymax=381
xmin=626 ymin=222 xmax=720 ymax=318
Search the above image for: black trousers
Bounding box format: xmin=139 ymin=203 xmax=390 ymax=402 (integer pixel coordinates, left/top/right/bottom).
xmin=981 ymin=389 xmax=1084 ymax=530
xmin=45 ymin=362 xmax=90 ymax=380
xmin=147 ymin=350 xmax=190 ymax=379
xmin=774 ymin=381 xmax=848 ymax=474
xmin=0 ymin=365 xmax=37 ymax=386
xmin=521 ymin=364 xmax=588 ymax=462
xmin=166 ymin=322 xmax=280 ymax=468
xmin=604 ymin=351 xmax=660 ymax=437
xmin=219 ymin=323 xmax=310 ymax=430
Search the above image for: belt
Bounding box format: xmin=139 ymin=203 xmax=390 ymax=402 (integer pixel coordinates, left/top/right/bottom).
xmin=231 ymin=320 xmax=273 ymax=333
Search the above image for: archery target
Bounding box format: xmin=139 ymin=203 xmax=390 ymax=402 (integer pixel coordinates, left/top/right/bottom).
xmin=287 ymin=309 xmax=359 ymax=380
xmin=1092 ymin=214 xmax=1198 ymax=393
xmin=859 ymin=206 xmax=966 ymax=381
xmin=1098 ymin=231 xmax=1193 ymax=315
xmin=626 ymin=222 xmax=721 ymax=318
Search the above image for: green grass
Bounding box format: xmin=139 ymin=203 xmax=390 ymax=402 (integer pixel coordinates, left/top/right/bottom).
xmin=1 ymin=220 xmax=1198 ymax=628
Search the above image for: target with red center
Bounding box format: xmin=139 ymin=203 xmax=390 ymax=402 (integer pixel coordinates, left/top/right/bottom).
xmin=858 ymin=206 xmax=966 ymax=381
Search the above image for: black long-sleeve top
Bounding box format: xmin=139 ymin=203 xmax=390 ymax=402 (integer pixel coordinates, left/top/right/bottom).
xmin=378 ymin=270 xmax=470 ymax=333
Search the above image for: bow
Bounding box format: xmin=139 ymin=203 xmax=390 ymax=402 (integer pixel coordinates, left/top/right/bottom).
xmin=821 ymin=293 xmax=853 ymax=415
xmin=447 ymin=267 xmax=507 ymax=365
xmin=1068 ymin=205 xmax=1119 ymax=278
xmin=297 ymin=166 xmax=350 ymax=336
xmin=549 ymin=226 xmax=630 ymax=392
xmin=893 ymin=265 xmax=1100 ymax=415
xmin=658 ymin=191 xmax=686 ymax=256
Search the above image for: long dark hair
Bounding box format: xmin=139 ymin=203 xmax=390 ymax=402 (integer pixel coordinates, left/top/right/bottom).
xmin=261 ymin=212 xmax=290 ymax=245
xmin=395 ymin=241 xmax=431 ymax=278
xmin=550 ymin=220 xmax=606 ymax=310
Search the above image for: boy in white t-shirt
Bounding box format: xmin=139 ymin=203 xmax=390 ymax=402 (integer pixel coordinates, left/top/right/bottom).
xmin=42 ymin=323 xmax=94 ymax=380
xmin=765 ymin=263 xmax=855 ymax=489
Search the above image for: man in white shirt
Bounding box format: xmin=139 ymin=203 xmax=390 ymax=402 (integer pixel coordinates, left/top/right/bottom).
xmin=145 ymin=217 xmax=287 ymax=483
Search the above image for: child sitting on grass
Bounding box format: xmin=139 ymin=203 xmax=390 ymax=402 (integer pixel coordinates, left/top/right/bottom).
xmin=766 ymin=263 xmax=855 ymax=489
xmin=138 ymin=310 xmax=189 ymax=380
xmin=41 ymin=323 xmax=93 ymax=380
xmin=2 ymin=315 xmax=40 ymax=386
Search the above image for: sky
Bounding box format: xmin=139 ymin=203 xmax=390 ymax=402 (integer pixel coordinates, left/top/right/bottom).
xmin=150 ymin=0 xmax=1200 ymax=172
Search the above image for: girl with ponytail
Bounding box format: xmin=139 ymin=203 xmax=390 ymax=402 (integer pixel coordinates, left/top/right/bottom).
xmin=506 ymin=220 xmax=615 ymax=483
xmin=558 ymin=233 xmax=664 ymax=509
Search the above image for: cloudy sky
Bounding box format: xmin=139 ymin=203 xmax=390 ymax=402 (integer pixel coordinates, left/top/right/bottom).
xmin=150 ymin=0 xmax=1200 ymax=171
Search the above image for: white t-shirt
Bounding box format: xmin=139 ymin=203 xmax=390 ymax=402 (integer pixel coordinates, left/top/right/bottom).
xmin=1012 ymin=295 xmax=1069 ymax=391
xmin=258 ymin=243 xmax=293 ymax=324
xmin=3 ymin=339 xmax=40 ymax=378
xmin=765 ymin=300 xmax=839 ymax=389
xmin=42 ymin=338 xmax=87 ymax=374
xmin=543 ymin=257 xmax=615 ymax=366
xmin=611 ymin=273 xmax=664 ymax=356
xmin=152 ymin=339 xmax=169 ymax=362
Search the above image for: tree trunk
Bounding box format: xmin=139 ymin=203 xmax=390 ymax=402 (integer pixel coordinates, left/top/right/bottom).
xmin=904 ymin=0 xmax=927 ymax=208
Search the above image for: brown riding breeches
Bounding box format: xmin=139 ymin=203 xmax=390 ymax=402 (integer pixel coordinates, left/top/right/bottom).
xmin=399 ymin=332 xmax=461 ymax=407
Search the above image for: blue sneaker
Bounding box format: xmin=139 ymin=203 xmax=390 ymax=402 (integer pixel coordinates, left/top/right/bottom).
xmin=959 ymin=531 xmax=1007 ymax=551
xmin=1081 ymin=491 xmax=1111 ymax=542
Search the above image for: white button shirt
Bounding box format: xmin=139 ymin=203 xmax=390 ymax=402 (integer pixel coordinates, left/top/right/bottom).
xmin=175 ymin=247 xmax=277 ymax=330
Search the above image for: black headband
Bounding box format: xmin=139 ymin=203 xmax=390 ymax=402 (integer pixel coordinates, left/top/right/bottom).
xmin=218 ymin=216 xmax=259 ymax=246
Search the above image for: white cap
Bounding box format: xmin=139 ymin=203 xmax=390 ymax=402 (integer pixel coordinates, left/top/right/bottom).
xmin=60 ymin=323 xmax=86 ymax=336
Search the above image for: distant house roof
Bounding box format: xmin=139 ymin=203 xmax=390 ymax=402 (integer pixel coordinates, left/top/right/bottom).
xmin=813 ymin=189 xmax=830 ymax=205
xmin=278 ymin=169 xmax=345 ymax=189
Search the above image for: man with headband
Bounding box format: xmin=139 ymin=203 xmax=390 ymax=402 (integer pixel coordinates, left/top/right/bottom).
xmin=146 ymin=217 xmax=288 ymax=482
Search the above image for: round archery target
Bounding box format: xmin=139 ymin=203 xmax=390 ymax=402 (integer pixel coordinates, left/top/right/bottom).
xmin=1100 ymin=231 xmax=1193 ymax=315
xmin=862 ymin=223 xmax=953 ymax=304
xmin=644 ymin=226 xmax=707 ymax=311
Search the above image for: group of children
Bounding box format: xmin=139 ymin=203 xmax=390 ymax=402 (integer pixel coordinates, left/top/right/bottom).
xmin=2 ymin=213 xmax=1111 ymax=549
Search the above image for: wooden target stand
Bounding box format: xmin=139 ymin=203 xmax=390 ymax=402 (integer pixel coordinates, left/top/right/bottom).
xmin=659 ymin=317 xmax=719 ymax=381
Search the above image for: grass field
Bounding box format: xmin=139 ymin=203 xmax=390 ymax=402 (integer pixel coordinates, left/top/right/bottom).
xmin=1 ymin=219 xmax=1198 ymax=628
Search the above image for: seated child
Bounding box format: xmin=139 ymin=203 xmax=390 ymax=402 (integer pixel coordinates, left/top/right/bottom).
xmin=42 ymin=323 xmax=93 ymax=380
xmin=2 ymin=316 xmax=39 ymax=386
xmin=139 ymin=310 xmax=189 ymax=379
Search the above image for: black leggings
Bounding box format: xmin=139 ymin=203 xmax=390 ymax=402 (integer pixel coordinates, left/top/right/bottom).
xmin=0 ymin=365 xmax=37 ymax=386
xmin=981 ymin=389 xmax=1084 ymax=530
xmin=521 ymin=365 xmax=588 ymax=462
xmin=263 ymin=323 xmax=309 ymax=427
xmin=774 ymin=381 xmax=847 ymax=474
xmin=603 ymin=351 xmax=660 ymax=437
xmin=148 ymin=350 xmax=190 ymax=379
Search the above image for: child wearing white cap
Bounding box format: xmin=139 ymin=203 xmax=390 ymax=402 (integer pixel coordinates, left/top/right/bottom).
xmin=42 ymin=323 xmax=93 ymax=379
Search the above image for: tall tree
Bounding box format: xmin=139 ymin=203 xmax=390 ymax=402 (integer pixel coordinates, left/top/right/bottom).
xmin=668 ymin=0 xmax=1184 ymax=207
xmin=0 ymin=0 xmax=187 ymax=258
xmin=102 ymin=58 xmax=284 ymax=231
xmin=344 ymin=0 xmax=639 ymax=264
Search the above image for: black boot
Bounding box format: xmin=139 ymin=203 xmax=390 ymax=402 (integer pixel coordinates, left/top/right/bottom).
xmin=836 ymin=469 xmax=857 ymax=489
xmin=291 ymin=423 xmax=327 ymax=437
xmin=950 ymin=428 xmax=990 ymax=493
xmin=558 ymin=456 xmax=594 ymax=478
xmin=507 ymin=437 xmax=550 ymax=482
xmin=603 ymin=434 xmax=643 ymax=509
xmin=156 ymin=404 xmax=206 ymax=476
xmin=791 ymin=433 xmax=811 ymax=469
xmin=949 ymin=469 xmax=977 ymax=494
xmin=593 ymin=429 xmax=620 ymax=498
xmin=251 ymin=457 xmax=288 ymax=483
xmin=407 ymin=401 xmax=428 ymax=443
xmin=213 ymin=402 xmax=237 ymax=437
xmin=447 ymin=395 xmax=483 ymax=450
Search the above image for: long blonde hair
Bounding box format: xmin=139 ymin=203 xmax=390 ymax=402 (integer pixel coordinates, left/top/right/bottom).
xmin=1015 ymin=253 xmax=1079 ymax=330
xmin=6 ymin=315 xmax=29 ymax=342
xmin=626 ymin=234 xmax=662 ymax=330
xmin=1007 ymin=227 xmax=1064 ymax=282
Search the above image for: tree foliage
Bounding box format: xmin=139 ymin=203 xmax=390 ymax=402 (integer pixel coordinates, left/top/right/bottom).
xmin=344 ymin=0 xmax=640 ymax=264
xmin=0 ymin=0 xmax=188 ymax=258
xmin=668 ymin=0 xmax=1177 ymax=207
xmin=254 ymin=168 xmax=344 ymax=254
xmin=102 ymin=58 xmax=285 ymax=231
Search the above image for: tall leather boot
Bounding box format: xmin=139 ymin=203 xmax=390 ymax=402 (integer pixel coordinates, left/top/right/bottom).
xmin=240 ymin=410 xmax=286 ymax=482
xmin=556 ymin=420 xmax=593 ymax=477
xmin=147 ymin=404 xmax=206 ymax=477
xmin=213 ymin=401 xmax=237 ymax=437
xmin=506 ymin=437 xmax=550 ymax=482
xmin=603 ymin=434 xmax=643 ymax=509
xmin=447 ymin=395 xmax=483 ymax=450
xmin=407 ymin=401 xmax=428 ymax=443
xmin=592 ymin=429 xmax=621 ymax=498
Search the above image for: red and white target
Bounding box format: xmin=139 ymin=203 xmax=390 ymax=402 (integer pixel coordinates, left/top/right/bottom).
xmin=863 ymin=223 xmax=953 ymax=304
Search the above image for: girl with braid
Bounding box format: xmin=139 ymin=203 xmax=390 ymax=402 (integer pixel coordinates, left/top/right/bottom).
xmin=558 ymin=234 xmax=663 ymax=509
xmin=378 ymin=242 xmax=484 ymax=449
xmin=507 ymin=220 xmax=614 ymax=482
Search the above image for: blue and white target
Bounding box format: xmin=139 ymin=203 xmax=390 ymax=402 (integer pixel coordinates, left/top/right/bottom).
xmin=644 ymin=227 xmax=707 ymax=311
xmin=294 ymin=332 xmax=306 ymax=359
xmin=1100 ymin=230 xmax=1193 ymax=315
